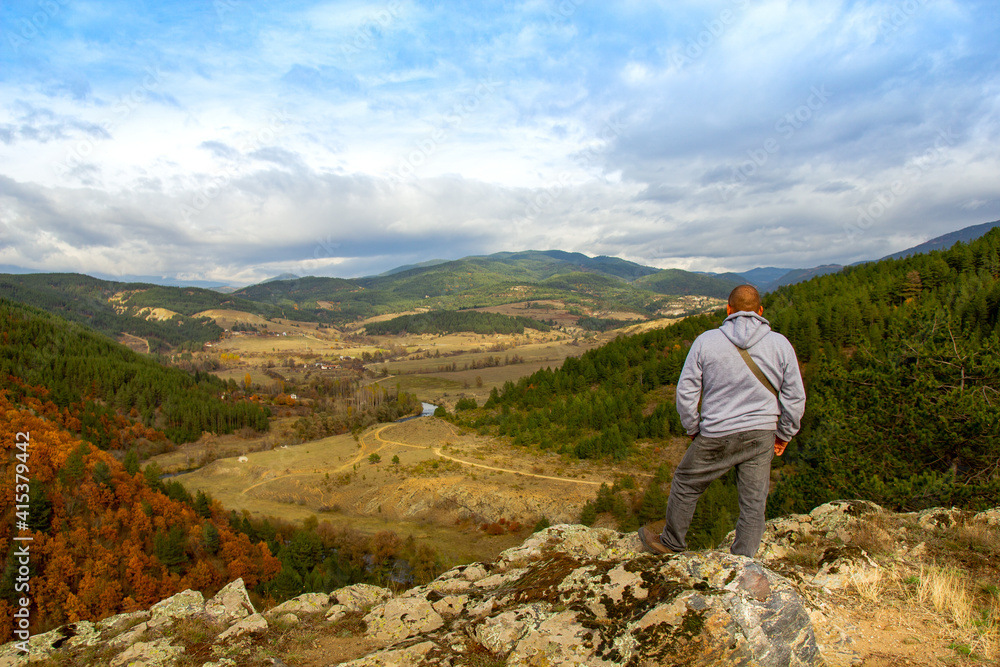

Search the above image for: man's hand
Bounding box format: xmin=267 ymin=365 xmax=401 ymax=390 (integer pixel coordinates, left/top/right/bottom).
xmin=774 ymin=438 xmax=788 ymax=456
xmin=689 ymin=432 xmax=699 ymax=441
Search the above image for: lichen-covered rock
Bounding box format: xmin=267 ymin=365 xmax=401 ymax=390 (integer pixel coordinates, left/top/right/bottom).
xmin=264 ymin=592 xmax=330 ymax=619
xmin=348 ymin=526 xmax=819 ymax=666
xmin=973 ymin=507 xmax=1000 ymax=527
xmin=495 ymin=524 xmax=622 ymax=568
xmin=472 ymin=603 xmax=549 ymax=655
xmin=333 ymin=583 xmax=392 ymax=611
xmin=0 ymin=621 xmax=102 ymax=664
xmin=97 ymin=610 xmax=151 ymax=633
xmin=913 ymin=507 xmax=973 ymax=530
xmin=216 ymin=612 xmax=268 ymax=641
xmin=327 ymin=583 xmax=393 ymax=622
xmin=108 ymin=621 xmax=150 ymax=649
xmin=204 ymin=578 xmax=255 ymax=625
xmin=275 ymin=613 xmax=300 ymax=626
xmin=149 ymin=589 xmax=205 ymax=628
xmin=363 ymin=596 xmax=444 ymax=643
xmin=811 ymin=546 xmax=878 ymax=591
xmin=110 ymin=638 xmax=184 ymax=667
xmin=340 ymin=640 xmax=436 ymax=666
xmin=430 ymin=594 xmax=467 ymax=618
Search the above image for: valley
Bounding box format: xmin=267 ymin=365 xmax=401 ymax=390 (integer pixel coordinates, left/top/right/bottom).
xmin=166 ymin=417 xmax=678 ymax=566
xmin=2 ymin=229 xmax=998 ymax=661
xmin=147 ymin=297 xmax=705 ymax=566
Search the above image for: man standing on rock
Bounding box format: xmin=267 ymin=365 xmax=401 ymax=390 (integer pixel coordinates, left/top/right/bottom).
xmin=639 ymin=284 xmax=806 ymax=558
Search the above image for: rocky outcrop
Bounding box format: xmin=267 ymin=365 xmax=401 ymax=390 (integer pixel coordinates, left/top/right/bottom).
xmin=0 ymin=578 xmax=266 ymax=667
xmin=347 ymin=525 xmax=820 ymax=666
xmin=3 ymin=500 xmax=998 ymax=666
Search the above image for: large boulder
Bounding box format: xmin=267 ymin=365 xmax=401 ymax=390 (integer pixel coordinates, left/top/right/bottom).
xmin=344 ymin=525 xmax=821 ymax=666
xmin=204 ymin=578 xmax=256 ymax=625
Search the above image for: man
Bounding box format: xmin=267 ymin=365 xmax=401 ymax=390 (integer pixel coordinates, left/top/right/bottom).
xmin=639 ymin=284 xmax=805 ymax=558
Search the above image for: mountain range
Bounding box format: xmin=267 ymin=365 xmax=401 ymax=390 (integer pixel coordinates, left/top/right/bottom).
xmin=1 ymin=221 xmax=998 ymax=345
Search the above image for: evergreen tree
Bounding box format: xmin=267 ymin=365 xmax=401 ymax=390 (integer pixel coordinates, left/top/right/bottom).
xmin=59 ymin=442 xmax=89 ymax=485
xmin=123 ymin=449 xmax=140 ymax=476
xmin=202 ymin=523 xmax=221 ymax=554
xmin=26 ymin=479 xmax=53 ymax=532
xmin=193 ymin=491 xmax=212 ymax=518
xmin=153 ymin=525 xmax=190 ymax=573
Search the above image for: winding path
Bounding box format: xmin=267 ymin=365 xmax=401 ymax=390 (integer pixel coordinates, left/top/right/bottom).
xmin=240 ymin=417 xmax=607 ymax=496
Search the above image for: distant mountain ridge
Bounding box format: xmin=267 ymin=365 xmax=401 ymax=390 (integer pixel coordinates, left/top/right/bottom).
xmin=4 ymin=220 xmax=999 ymax=340
xmin=740 ymin=219 xmax=1000 ymax=292
xmin=880 ymin=219 xmax=1000 ymax=261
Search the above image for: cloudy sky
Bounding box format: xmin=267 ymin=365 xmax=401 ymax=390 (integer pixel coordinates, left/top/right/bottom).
xmin=1 ymin=0 xmax=998 ymax=284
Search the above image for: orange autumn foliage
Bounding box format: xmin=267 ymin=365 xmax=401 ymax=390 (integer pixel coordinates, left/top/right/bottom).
xmin=0 ymin=389 xmax=281 ymax=642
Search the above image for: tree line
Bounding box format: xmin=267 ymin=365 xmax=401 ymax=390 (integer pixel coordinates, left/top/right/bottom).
xmin=365 ymin=310 xmax=551 ymax=335
xmin=0 ymin=299 xmax=270 ymax=445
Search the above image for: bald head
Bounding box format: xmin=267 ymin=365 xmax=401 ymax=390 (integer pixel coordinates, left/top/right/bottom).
xmin=728 ymin=285 xmax=762 ymax=314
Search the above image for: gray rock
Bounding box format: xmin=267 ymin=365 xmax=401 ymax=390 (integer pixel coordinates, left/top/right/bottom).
xmin=332 ymin=583 xmax=392 ymax=612
xmin=363 ymin=596 xmax=444 ymax=643
xmin=973 ymin=507 xmax=1000 ymax=527
xmin=345 ymin=531 xmax=820 ymax=666
xmin=811 ymin=545 xmax=878 ymax=591
xmin=914 ymin=506 xmax=973 ymax=530
xmin=149 ymin=589 xmax=205 ymax=628
xmin=339 ymin=640 xmax=436 ymax=666
xmin=204 ymin=578 xmax=255 ymax=625
xmin=216 ymin=613 xmax=268 ymax=641
xmin=110 ymin=638 xmax=184 ymax=667
xmin=264 ymin=592 xmax=330 ymax=619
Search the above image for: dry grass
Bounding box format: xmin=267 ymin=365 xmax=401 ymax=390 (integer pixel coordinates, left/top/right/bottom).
xmin=916 ymin=565 xmax=972 ymax=627
xmin=847 ymin=513 xmax=896 ymax=555
xmin=911 ymin=563 xmax=1000 ymax=660
xmin=849 ymin=566 xmax=889 ymax=604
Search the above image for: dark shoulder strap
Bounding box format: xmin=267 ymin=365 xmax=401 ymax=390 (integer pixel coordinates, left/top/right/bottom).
xmin=736 ymin=346 xmax=779 ymax=398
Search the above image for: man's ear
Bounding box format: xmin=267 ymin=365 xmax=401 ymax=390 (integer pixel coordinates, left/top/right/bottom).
xmin=758 ymin=306 xmax=764 ymax=315
xmin=726 ymin=304 xmax=733 ymax=315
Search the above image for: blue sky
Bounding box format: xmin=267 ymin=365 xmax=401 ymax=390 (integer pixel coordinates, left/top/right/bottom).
xmin=1 ymin=0 xmax=998 ymax=284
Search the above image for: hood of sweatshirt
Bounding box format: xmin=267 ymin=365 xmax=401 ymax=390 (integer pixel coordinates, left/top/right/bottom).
xmin=720 ymin=311 xmax=772 ymax=349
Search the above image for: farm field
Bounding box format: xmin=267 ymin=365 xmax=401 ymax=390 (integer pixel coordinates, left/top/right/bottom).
xmin=168 ymin=416 xmax=690 ymax=565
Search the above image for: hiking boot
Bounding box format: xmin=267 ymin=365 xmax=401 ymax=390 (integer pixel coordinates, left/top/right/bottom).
xmin=638 ymin=526 xmax=679 ymax=555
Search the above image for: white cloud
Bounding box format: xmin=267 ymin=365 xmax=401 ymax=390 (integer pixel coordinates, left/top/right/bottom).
xmin=0 ymin=0 xmax=998 ymax=283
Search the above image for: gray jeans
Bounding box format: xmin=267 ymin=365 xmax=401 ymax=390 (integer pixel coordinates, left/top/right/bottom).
xmin=660 ymin=429 xmax=774 ymax=557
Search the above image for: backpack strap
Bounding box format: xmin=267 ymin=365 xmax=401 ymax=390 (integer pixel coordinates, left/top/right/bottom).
xmin=736 ymin=346 xmax=779 ymax=398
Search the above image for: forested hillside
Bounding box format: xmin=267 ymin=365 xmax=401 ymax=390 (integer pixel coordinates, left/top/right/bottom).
xmin=0 ymin=274 xmax=232 ymax=351
xmin=453 ymin=230 xmax=1000 ymax=524
xmin=365 ymin=310 xmax=550 ymax=335
xmin=0 ymin=303 xmax=447 ymax=643
xmin=634 ymin=268 xmax=743 ymax=298
xmin=768 ymin=229 xmax=1000 ymax=514
xmin=0 ymin=299 xmax=270 ymax=444
xmin=0 ymin=388 xmax=281 ymax=641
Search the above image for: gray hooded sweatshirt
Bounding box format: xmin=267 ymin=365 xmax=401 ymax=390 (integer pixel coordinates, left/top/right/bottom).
xmin=675 ymin=311 xmax=805 ymax=441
